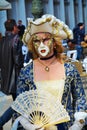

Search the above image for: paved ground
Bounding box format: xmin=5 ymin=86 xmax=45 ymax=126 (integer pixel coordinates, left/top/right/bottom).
xmin=0 ymin=93 xmax=12 ymax=130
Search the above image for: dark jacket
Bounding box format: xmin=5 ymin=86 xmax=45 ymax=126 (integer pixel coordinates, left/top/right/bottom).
xmin=73 ymin=26 xmax=85 ymax=45
xmin=0 ymin=32 xmax=24 ymax=99
xmin=18 ymin=25 xmax=25 ymax=38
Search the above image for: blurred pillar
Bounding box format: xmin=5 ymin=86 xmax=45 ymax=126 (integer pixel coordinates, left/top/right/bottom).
xmin=47 ymin=0 xmax=54 ymax=15
xmin=0 ymin=11 xmax=7 ymax=36
xmin=69 ymin=0 xmax=75 ymax=29
xmin=78 ymin=0 xmax=83 ymax=22
xmin=18 ymin=0 xmax=26 ymax=26
xmin=60 ymin=0 xmax=65 ymax=22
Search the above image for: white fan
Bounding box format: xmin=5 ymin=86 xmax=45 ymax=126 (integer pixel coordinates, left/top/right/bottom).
xmin=11 ymin=90 xmax=70 ymax=128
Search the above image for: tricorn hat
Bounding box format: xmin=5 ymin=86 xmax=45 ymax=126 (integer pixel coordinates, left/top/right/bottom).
xmin=22 ymin=14 xmax=73 ymax=44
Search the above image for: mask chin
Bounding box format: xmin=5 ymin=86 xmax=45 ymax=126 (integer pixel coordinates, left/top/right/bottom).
xmin=38 ymin=51 xmax=49 ymax=57
xmin=38 ymin=44 xmax=50 ymax=57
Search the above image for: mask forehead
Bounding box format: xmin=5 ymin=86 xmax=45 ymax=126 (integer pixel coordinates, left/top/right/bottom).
xmin=33 ymin=32 xmax=52 ymax=40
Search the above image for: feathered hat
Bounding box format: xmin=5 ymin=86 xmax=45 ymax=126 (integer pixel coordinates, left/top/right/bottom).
xmin=22 ymin=14 xmax=73 ymax=44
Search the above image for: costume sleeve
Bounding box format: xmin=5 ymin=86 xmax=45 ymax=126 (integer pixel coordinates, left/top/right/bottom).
xmin=16 ymin=69 xmax=29 ymax=96
xmin=70 ymin=64 xmax=87 ymax=112
xmin=16 ymin=63 xmax=36 ymax=96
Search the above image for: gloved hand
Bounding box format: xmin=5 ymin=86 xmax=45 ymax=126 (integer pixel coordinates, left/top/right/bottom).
xmin=19 ymin=116 xmax=44 ymax=130
xmin=69 ymin=120 xmax=84 ymax=130
xmin=74 ymin=112 xmax=87 ymax=120
xmin=69 ymin=112 xmax=87 ymax=130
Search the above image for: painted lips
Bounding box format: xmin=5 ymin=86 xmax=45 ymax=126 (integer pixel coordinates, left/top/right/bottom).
xmin=41 ymin=50 xmax=46 ymax=53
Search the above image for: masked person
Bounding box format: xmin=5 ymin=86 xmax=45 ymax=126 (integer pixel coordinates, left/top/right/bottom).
xmin=1 ymin=15 xmax=87 ymax=130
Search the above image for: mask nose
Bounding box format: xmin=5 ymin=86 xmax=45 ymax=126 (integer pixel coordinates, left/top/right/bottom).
xmin=40 ymin=41 xmax=45 ymax=47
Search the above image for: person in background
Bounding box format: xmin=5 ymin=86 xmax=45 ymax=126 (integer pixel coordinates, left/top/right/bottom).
xmin=0 ymin=19 xmax=24 ymax=100
xmin=0 ymin=33 xmax=2 ymax=91
xmin=0 ymin=19 xmax=24 ymax=130
xmin=81 ymin=34 xmax=87 ymax=58
xmin=73 ymin=22 xmax=85 ymax=60
xmin=17 ymin=20 xmax=25 ymax=40
xmin=9 ymin=14 xmax=87 ymax=130
xmin=0 ymin=33 xmax=2 ymax=67
xmin=0 ymin=33 xmax=2 ymax=40
xmin=67 ymin=39 xmax=77 ymax=61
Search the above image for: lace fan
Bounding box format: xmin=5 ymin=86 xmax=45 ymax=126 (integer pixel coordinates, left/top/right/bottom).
xmin=11 ymin=90 xmax=70 ymax=128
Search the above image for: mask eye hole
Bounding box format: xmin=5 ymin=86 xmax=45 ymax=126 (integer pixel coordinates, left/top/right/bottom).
xmin=33 ymin=40 xmax=40 ymax=43
xmin=43 ymin=38 xmax=51 ymax=43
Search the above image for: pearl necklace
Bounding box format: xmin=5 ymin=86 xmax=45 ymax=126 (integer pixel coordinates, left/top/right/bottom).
xmin=38 ymin=58 xmax=56 ymax=72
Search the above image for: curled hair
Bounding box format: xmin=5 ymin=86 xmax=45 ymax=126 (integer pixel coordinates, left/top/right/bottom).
xmin=53 ymin=36 xmax=64 ymax=62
